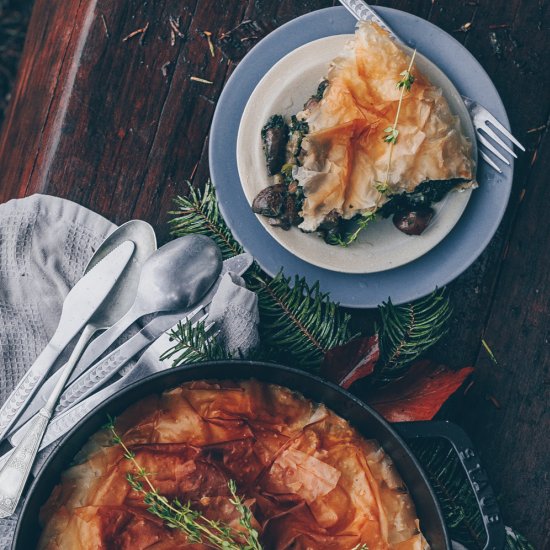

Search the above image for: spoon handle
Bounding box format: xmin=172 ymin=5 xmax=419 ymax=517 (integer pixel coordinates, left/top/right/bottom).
xmin=68 ymin=306 xmax=143 ymax=381
xmin=0 ymin=343 xmax=60 ymax=442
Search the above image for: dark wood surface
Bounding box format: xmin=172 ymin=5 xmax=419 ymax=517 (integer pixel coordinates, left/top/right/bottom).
xmin=0 ymin=0 xmax=548 ymax=545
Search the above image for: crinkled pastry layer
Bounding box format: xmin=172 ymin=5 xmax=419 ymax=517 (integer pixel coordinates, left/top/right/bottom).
xmin=296 ymin=22 xmax=475 ymax=231
xmin=39 ymin=380 xmax=429 ymax=550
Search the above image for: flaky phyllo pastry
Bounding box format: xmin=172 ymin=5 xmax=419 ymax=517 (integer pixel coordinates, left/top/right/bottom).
xmin=295 ymin=21 xmax=475 ymax=232
xmin=39 ymin=380 xmax=429 ymax=550
xmin=253 ymin=21 xmax=476 ymax=240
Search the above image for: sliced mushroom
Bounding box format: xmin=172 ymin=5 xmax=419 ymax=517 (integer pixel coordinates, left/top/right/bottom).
xmin=252 ymin=184 xmax=286 ymax=218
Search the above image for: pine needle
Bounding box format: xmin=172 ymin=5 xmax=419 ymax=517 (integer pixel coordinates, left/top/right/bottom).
xmin=161 ymin=318 xmax=226 ymax=367
xmin=376 ymin=289 xmax=452 ymax=382
xmin=190 ymin=76 xmax=213 ymax=84
xmin=481 ymin=338 xmax=499 ymax=365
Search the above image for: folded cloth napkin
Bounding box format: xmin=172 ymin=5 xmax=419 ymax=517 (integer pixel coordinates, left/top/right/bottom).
xmin=0 ymin=194 xmax=114 ymax=547
xmin=0 ymin=194 xmax=259 ymax=547
xmin=208 ymin=272 xmax=259 ymax=357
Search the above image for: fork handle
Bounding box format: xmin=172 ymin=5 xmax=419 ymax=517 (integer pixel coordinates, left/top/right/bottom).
xmin=338 ymin=0 xmax=403 ymax=41
xmin=0 ymin=409 xmax=50 ymax=518
xmin=41 ymin=377 xmax=124 ymax=451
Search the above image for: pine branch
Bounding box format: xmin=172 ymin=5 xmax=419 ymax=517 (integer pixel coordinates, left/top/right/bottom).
xmin=169 ymin=181 xmax=243 ymax=259
xmin=409 ymin=439 xmax=535 ymax=550
xmin=408 ymin=438 xmax=486 ymax=547
xmin=376 ymin=289 xmax=451 ymax=382
xmin=248 ymin=270 xmax=353 ymax=369
xmin=161 ymin=319 xmax=227 ymax=367
xmin=505 ymin=527 xmax=535 ymax=550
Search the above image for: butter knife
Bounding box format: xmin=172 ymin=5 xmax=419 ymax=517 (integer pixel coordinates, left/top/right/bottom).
xmin=0 ymin=241 xmax=136 ymax=444
xmin=6 ymin=253 xmax=253 ymax=443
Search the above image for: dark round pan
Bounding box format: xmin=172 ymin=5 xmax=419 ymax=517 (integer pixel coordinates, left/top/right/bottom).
xmin=15 ymin=361 xmax=452 ymax=549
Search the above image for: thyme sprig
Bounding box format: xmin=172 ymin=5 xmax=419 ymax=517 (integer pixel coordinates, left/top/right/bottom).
xmin=334 ymin=210 xmax=377 ymax=247
xmin=380 ymin=49 xmax=417 ymax=190
xmin=340 ymin=50 xmax=418 ymax=246
xmin=106 ymin=418 xmax=262 ymax=550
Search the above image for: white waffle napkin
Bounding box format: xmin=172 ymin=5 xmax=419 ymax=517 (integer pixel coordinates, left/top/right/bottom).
xmin=0 ymin=194 xmax=114 ymax=547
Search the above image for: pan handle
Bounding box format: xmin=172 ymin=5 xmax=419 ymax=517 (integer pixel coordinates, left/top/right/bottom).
xmin=394 ymin=420 xmax=506 ymax=550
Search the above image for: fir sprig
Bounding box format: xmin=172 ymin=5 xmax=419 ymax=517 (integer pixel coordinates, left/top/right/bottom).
xmin=376 ymin=289 xmax=452 ymax=382
xmin=169 ymin=181 xmax=243 ymax=259
xmin=107 ymin=419 xmax=262 ymax=550
xmin=249 ymin=270 xmax=353 ymax=369
xmin=161 ymin=318 xmax=227 ymax=367
xmin=409 ymin=439 xmax=534 ymax=550
xmin=409 ymin=438 xmax=485 ymax=545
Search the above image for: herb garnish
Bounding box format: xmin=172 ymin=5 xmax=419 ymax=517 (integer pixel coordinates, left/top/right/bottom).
xmin=107 ymin=418 xmax=262 ymax=550
xmin=334 ymin=50 xmax=418 ymax=247
xmin=379 ymin=49 xmax=417 ymax=191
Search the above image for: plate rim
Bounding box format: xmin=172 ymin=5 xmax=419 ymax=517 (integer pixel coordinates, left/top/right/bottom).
xmin=209 ymin=6 xmax=513 ymax=308
xmin=236 ymin=33 xmax=477 ymax=274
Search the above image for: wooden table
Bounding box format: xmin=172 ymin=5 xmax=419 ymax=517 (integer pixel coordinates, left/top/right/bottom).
xmin=0 ymin=0 xmax=548 ymax=545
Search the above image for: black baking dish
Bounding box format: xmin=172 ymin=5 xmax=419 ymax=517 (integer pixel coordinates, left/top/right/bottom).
xmin=13 ymin=361 xmax=505 ymax=549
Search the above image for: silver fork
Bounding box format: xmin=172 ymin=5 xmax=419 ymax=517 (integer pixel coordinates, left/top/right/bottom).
xmin=338 ymin=0 xmax=524 ymax=173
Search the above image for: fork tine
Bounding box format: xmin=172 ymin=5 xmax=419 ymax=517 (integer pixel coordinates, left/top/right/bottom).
xmin=480 ymin=126 xmax=517 ymax=158
xmin=193 ymin=312 xmax=210 ymax=325
xmin=479 ymin=150 xmax=502 ymax=174
xmin=482 ymin=112 xmax=526 ymax=151
xmin=478 ymin=133 xmax=510 ymax=165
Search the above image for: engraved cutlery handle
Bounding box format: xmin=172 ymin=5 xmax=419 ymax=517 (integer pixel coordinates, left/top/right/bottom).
xmin=54 ymin=348 xmax=128 ymax=413
xmin=0 ymin=411 xmax=49 ymax=518
xmin=42 ymin=383 xmax=120 ymax=449
xmin=0 ymin=343 xmax=59 ymax=441
xmin=0 ymin=323 xmax=96 ymax=517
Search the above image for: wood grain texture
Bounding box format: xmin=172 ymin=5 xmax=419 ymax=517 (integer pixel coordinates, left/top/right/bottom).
xmin=0 ymin=0 xmax=548 ymax=545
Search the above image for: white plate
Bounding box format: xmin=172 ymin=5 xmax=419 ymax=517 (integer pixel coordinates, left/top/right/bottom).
xmin=236 ymin=34 xmax=477 ymax=274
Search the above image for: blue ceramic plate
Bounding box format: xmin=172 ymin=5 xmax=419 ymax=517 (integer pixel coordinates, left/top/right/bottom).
xmin=209 ymin=7 xmax=513 ymax=308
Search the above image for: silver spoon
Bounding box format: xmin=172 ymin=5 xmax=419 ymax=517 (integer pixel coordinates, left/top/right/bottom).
xmin=58 ymin=234 xmax=223 ymax=379
xmin=5 ymin=220 xmax=157 ymax=435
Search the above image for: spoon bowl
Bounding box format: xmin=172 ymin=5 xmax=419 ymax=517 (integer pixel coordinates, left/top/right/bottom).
xmin=135 ymin=235 xmax=223 ymax=314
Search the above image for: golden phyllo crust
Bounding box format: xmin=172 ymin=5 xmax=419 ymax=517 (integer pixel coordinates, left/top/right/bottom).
xmin=39 ymin=380 xmax=429 ymax=550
